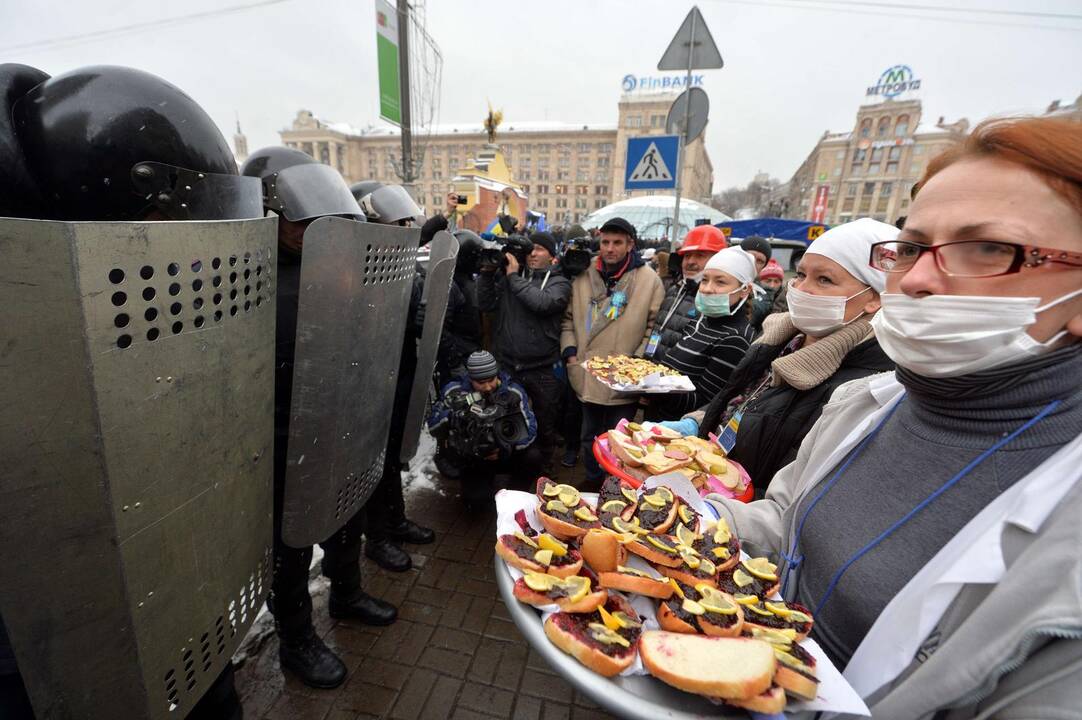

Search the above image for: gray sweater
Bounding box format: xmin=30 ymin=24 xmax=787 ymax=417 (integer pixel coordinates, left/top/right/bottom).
xmin=793 ymin=345 xmax=1082 ymax=667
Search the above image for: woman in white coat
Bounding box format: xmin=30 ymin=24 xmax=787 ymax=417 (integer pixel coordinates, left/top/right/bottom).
xmin=706 ymin=114 xmax=1082 ymax=719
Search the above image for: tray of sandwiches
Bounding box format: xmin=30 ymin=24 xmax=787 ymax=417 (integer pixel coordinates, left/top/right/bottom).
xmin=595 ymin=419 xmax=754 ymax=501
xmin=493 ymin=475 xmax=869 ymax=719
xmin=584 ymin=355 xmax=696 ymax=394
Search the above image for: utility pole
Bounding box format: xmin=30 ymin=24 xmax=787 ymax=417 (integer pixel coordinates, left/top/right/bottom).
xmin=396 ymin=0 xmax=415 ymax=198
xmin=668 ymin=9 xmax=696 ymax=249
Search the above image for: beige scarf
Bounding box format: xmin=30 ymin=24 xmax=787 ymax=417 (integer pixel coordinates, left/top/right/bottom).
xmin=757 ymin=312 xmax=875 ymax=391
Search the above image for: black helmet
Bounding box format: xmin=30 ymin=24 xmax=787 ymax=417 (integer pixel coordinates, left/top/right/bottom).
xmin=453 ymin=229 xmax=483 ymax=273
xmin=350 ymin=179 xmax=424 ymax=225
xmin=0 ymin=64 xmax=50 ymax=218
xmin=11 ymin=65 xmax=262 ymax=221
xmin=241 ymin=146 xmax=362 ymax=221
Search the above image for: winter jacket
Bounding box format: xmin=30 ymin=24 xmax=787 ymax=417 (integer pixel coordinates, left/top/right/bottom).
xmin=704 ymin=372 xmax=1082 ymax=720
xmin=476 ymin=263 xmax=571 ymax=372
xmin=426 ymin=371 xmax=538 ymax=454
xmin=560 ymin=253 xmax=664 ymax=406
xmin=750 ymin=284 xmax=780 ymax=332
xmin=438 ymin=271 xmax=482 ymax=376
xmin=645 ymin=277 xmax=700 ymax=363
xmin=690 ymin=313 xmax=893 ymax=488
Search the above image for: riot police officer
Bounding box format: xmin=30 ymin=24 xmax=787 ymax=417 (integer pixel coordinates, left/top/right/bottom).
xmin=243 ymin=149 xmax=398 ymax=690
xmin=2 ymin=63 xmax=268 ymax=720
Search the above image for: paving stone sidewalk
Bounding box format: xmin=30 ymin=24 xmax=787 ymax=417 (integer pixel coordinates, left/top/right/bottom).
xmin=235 ymin=456 xmax=619 ymax=720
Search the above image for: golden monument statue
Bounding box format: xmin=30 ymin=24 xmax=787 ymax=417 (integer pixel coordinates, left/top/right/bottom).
xmin=483 ymin=103 xmax=503 ymax=145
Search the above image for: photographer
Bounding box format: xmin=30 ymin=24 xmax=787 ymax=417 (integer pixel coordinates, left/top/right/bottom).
xmin=427 ymin=351 xmax=539 ymax=511
xmin=477 ymin=231 xmax=571 ymax=474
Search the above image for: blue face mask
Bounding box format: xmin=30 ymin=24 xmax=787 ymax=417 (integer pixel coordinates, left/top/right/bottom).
xmin=695 ymin=291 xmax=732 ymax=317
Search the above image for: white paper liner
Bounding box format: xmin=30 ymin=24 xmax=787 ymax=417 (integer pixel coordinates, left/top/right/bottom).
xmin=589 ymin=368 xmax=697 ymax=394
xmin=494 ymin=488 xmax=870 ymax=715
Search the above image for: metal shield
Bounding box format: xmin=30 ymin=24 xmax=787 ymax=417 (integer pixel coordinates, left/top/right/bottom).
xmin=399 ymin=230 xmax=459 ymax=463
xmin=0 ymin=217 xmax=278 ymax=720
xmin=280 ymin=217 xmax=419 ymax=548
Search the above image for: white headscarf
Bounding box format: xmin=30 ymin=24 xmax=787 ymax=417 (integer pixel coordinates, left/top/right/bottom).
xmin=804 ymin=217 xmax=894 ymax=292
xmin=703 ymin=247 xmax=758 ymax=286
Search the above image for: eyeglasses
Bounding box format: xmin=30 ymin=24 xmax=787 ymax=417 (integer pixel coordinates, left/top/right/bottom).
xmin=869 ymin=240 xmax=1082 ymax=278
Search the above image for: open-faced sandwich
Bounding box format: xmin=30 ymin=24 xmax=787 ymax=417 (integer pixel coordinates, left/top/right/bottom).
xmin=632 ymin=485 xmax=679 ymax=534
xmin=512 ymin=570 xmax=607 ymax=613
xmin=543 ymin=593 xmax=643 ymax=677
xmin=654 ymin=529 xmax=721 ymax=589
xmin=689 ymin=518 xmax=741 ymax=572
xmin=536 ymin=478 xmax=601 ymax=539
xmin=717 ymin=557 xmax=781 ymax=600
xmin=606 ymin=429 xmax=646 ymax=467
xmin=657 ymin=580 xmax=745 ymax=637
xmin=741 ymin=598 xmax=814 ymax=641
xmin=597 ymin=563 xmax=674 ymax=599
xmin=595 ymin=476 xmax=638 ymax=529
xmin=495 ymin=527 xmax=584 ymax=578
xmin=617 ymin=523 xmax=685 ymax=568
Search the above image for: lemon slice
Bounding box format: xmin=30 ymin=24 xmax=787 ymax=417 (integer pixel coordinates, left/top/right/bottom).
xmin=523 ymin=571 xmax=558 ymax=592
xmin=616 ymin=564 xmax=652 ymax=578
xmin=712 ymin=518 xmax=732 ymax=545
xmin=749 ymin=626 xmax=797 ymax=648
xmin=542 ymin=482 xmax=561 ymax=497
xmin=696 ymin=587 xmax=739 ymax=615
xmin=587 ymin=623 xmax=630 ymax=647
xmin=574 ymin=506 xmax=598 ymax=522
xmin=745 ymin=603 xmax=773 ymax=617
xmin=677 ymin=504 xmax=695 ymax=525
xmin=533 ymin=549 xmax=554 ymax=566
xmin=628 ymin=422 xmax=643 ymax=431
xmin=545 ymin=499 xmax=569 ymax=514
xmin=679 ymin=549 xmax=701 ymax=570
xmin=613 ymin=611 xmax=642 ymax=629
xmin=775 ymin=649 xmax=813 ymax=672
xmin=675 ymin=524 xmax=698 ymax=548
xmin=788 ymin=610 xmax=813 ymax=625
xmin=612 ymin=517 xmax=649 ymax=535
xmin=668 ymin=578 xmax=685 ymax=599
xmin=733 ymin=568 xmax=755 ymax=587
xmin=698 ymin=558 xmax=717 ymax=576
xmin=646 ymin=535 xmax=678 ymax=554
xmin=514 ymin=531 xmax=538 ymax=549
xmin=734 ymin=593 xmax=759 ymax=605
xmin=558 ymin=487 xmax=581 ymax=507
xmin=681 ymin=598 xmax=706 ymax=616
xmin=764 ymin=601 xmax=791 ymax=618
xmin=621 ymin=487 xmax=638 ymax=504
xmin=563 ymin=576 xmax=591 ymax=603
xmin=712 ymin=546 xmax=731 ymax=560
xmin=742 ymin=557 xmax=779 ymax=581
xmin=537 ymin=534 xmax=568 ymax=557
xmin=598 ymin=604 xmax=622 ymax=632
xmin=600 ymin=499 xmax=628 ymax=513
xmin=641 ymin=493 xmax=666 ymax=509
xmin=655 ymin=486 xmax=674 ymax=503
xmin=625 ymin=445 xmax=644 ymax=459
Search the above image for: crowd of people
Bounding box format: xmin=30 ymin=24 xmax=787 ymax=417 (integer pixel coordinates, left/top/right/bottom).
xmin=2 ymin=60 xmax=1081 ymax=720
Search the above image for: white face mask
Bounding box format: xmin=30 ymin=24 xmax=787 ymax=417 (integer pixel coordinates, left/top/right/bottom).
xmin=870 ymin=288 xmax=1082 ymax=378
xmin=787 ymin=282 xmax=872 ymax=337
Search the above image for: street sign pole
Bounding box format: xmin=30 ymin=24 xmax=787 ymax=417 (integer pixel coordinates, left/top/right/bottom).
xmin=668 ymin=11 xmax=695 ymax=249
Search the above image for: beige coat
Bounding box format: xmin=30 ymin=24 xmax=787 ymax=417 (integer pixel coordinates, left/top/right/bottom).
xmin=560 ymin=263 xmax=664 ymax=405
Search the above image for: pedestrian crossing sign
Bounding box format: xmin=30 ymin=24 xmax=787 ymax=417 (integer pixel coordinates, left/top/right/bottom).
xmin=625 ymin=134 xmax=679 ymax=190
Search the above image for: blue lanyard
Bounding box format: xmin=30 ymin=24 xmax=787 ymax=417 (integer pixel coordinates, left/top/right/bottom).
xmin=780 ymin=395 xmax=1061 ymax=615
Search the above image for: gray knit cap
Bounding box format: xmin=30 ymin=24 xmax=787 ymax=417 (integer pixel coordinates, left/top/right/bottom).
xmin=466 ymin=350 xmax=499 ymax=381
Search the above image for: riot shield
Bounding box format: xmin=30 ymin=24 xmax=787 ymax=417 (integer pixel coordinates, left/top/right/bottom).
xmin=280 ymin=217 xmax=419 ymax=548
xmin=399 ymin=230 xmax=459 ymax=463
xmin=0 ymin=216 xmax=277 ymax=720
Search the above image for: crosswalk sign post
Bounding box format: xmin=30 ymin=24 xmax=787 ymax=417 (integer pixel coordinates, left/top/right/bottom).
xmin=625 ymin=135 xmax=680 ymax=191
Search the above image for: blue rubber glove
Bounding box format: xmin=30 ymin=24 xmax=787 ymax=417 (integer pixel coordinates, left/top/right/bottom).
xmin=657 ymin=418 xmax=699 ymax=437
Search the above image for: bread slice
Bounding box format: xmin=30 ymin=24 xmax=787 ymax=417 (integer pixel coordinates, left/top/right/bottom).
xmin=639 ymin=632 xmax=775 ymax=700
xmin=606 ymin=430 xmax=646 ymax=467
xmin=543 ymin=595 xmax=641 ymax=678
xmin=494 ymin=536 xmax=584 ymax=578
xmin=725 ymin=685 xmax=787 ymax=713
xmin=580 ymin=529 xmax=627 ymax=574
xmin=775 ymin=665 xmax=818 ymax=702
xmin=598 ymin=571 xmax=674 ymax=599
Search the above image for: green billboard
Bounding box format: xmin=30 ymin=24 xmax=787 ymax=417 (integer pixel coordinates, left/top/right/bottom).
xmin=375 ymin=0 xmax=400 ymax=126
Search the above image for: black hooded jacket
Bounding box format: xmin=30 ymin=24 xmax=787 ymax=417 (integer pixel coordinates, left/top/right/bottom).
xmin=647 ymin=277 xmax=699 ymax=362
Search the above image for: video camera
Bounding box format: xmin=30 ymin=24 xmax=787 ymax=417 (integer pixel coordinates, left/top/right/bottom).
xmin=444 ymin=387 xmax=529 ymax=459
xmin=479 ymin=220 xmax=534 ymax=271
xmin=561 ymin=234 xmax=593 ymax=278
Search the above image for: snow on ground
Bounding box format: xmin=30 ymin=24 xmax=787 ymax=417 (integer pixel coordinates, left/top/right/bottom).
xmin=402 ymin=426 xmax=446 ymax=497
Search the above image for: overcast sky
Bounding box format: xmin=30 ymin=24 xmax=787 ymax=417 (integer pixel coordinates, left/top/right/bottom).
xmin=4 ymin=0 xmax=1080 ymax=190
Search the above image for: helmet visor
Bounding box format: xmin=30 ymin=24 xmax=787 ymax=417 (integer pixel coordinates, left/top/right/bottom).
xmin=271 ymin=163 xmax=364 ymax=221
xmin=131 ymin=162 xmax=265 ymax=221
xmin=358 ymin=184 xmax=424 ymax=225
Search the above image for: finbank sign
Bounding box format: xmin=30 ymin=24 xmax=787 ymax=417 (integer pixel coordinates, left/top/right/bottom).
xmin=866 ymin=65 xmax=921 ymax=98
xmin=622 ymin=74 xmax=705 ymax=93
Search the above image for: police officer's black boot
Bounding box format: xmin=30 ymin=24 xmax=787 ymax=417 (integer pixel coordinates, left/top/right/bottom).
xmin=385 ymin=518 xmax=435 ymax=545
xmin=327 ymin=582 xmax=398 ymax=625
xmin=278 ymin=625 xmax=347 ymax=689
xmin=363 ymin=537 xmax=412 ymax=572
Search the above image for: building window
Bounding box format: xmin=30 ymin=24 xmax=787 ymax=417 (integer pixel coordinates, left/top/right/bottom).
xmin=432 ymin=195 xmax=441 ymax=207
xmin=836 ymin=150 xmax=846 ymax=160
xmin=539 ymin=157 xmax=550 ymax=167
xmin=888 ymin=146 xmax=902 ymax=161
xmin=842 ymin=197 xmax=855 ymax=212
xmin=847 ymin=183 xmax=859 ymax=197
xmin=537 ymin=198 xmax=548 ymax=208
xmin=521 ymin=144 xmax=532 ymax=153
xmin=575 ymin=198 xmax=587 ymax=209
xmin=859 ymin=119 xmax=872 ymax=138
xmin=895 ymin=115 xmax=909 ymax=136
xmin=886 ymin=162 xmax=899 ymax=174
xmin=625 ymin=115 xmax=643 ymax=128
xmin=575 ymin=170 xmax=588 ymax=182
xmin=301 ymin=142 xmax=314 ymax=157
xmin=556 ymin=198 xmax=568 ymax=208
xmin=595 ymin=185 xmax=608 ymax=195
xmin=578 ymin=143 xmax=591 ymax=153
xmin=595 ymin=198 xmax=606 ymax=209
xmin=557 ymin=170 xmax=569 ymax=180
xmin=880 ymin=181 xmax=894 ymax=196
xmin=868 ymin=162 xmax=880 ymax=175
xmin=871 ymin=148 xmax=884 ymax=163
xmin=538 ymin=170 xmax=550 ymax=180
xmin=597 ymin=156 xmax=610 ymax=168
xmin=555 ymin=184 xmax=567 ymax=195
xmin=432 ymin=171 xmax=442 ymax=180
xmin=877 ymin=197 xmax=890 ymax=213
xmin=859 ymin=197 xmax=872 ymax=213
xmin=558 ymin=155 xmax=570 ymax=167
xmin=877 ymin=117 xmax=891 ymax=137
xmin=851 ymin=148 xmax=867 ymax=166
xmin=851 ymin=165 xmax=863 ymax=177
xmin=864 ymin=182 xmax=876 ymax=195
xmin=536 ymin=184 xmax=548 ymax=194
xmin=336 ymin=144 xmax=346 ymax=171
